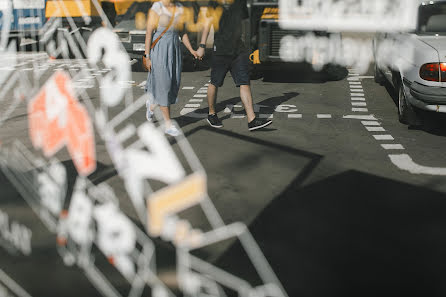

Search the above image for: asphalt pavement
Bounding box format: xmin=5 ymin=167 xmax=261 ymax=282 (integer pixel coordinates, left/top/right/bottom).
xmin=2 ymin=54 xmax=446 ymax=297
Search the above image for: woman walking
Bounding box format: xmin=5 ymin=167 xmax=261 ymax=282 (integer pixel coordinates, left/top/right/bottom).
xmin=144 ymin=0 xmax=197 ymax=136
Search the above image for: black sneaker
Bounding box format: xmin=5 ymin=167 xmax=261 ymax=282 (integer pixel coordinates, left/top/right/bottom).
xmin=248 ymin=117 xmax=272 ymax=131
xmin=207 ymin=113 xmax=223 ymax=128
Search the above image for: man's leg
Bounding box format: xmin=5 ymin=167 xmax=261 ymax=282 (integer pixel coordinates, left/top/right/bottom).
xmin=239 ymin=85 xmax=256 ymax=123
xmin=207 ymin=83 xmax=218 ymax=115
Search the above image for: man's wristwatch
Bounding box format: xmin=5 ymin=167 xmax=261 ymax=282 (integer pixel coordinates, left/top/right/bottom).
xmin=199 ymin=44 xmax=206 ymax=49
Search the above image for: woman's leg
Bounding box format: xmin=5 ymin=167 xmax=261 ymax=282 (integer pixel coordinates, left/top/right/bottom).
xmin=159 ymin=106 xmax=171 ymax=125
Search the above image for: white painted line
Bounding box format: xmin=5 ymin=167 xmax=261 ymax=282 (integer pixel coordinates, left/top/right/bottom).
xmin=189 ymin=99 xmax=203 ymax=102
xmin=224 ymin=104 xmax=234 ymax=113
xmin=185 ymin=104 xmax=201 ymax=108
xmin=343 ymin=115 xmax=377 ymax=120
xmin=357 ymin=76 xmax=374 ymax=79
xmin=351 ymin=97 xmax=366 ymax=101
xmin=288 ymin=114 xmax=302 ymax=118
xmin=351 ymin=93 xmax=365 ymax=97
xmin=366 ymin=126 xmax=386 ymax=132
xmin=180 ymin=108 xmax=198 ymax=115
xmin=193 ymin=94 xmax=207 ymax=98
xmin=361 ymin=121 xmax=381 ymax=126
xmin=347 ymin=77 xmax=359 ymax=81
xmin=349 ymin=73 xmax=359 ymax=76
xmin=352 ymin=102 xmax=367 ymax=106
xmin=349 ymin=81 xmax=361 ymax=85
xmin=350 ymin=85 xmax=363 ymax=88
xmin=182 ymin=86 xmax=194 ymax=90
xmin=0 ymin=268 xmax=33 ymax=297
xmin=317 ymin=114 xmax=332 ymax=119
xmin=373 ymin=135 xmax=394 ymax=141
xmin=204 ymin=83 xmax=210 ymax=86
xmin=260 ymin=114 xmax=273 ymax=119
xmin=197 ymin=89 xmax=208 ymax=93
xmin=382 ymin=144 xmax=405 ymax=150
xmin=231 ymin=114 xmax=246 ymax=119
xmin=352 ymin=108 xmax=369 ymax=112
xmin=389 ymin=154 xmax=446 ymax=175
xmin=350 ymin=89 xmax=364 ymax=92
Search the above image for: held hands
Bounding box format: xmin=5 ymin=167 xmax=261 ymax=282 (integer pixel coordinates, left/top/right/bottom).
xmin=196 ymin=47 xmax=205 ymax=60
xmin=145 ymin=57 xmax=152 ymax=72
xmin=190 ymin=50 xmax=199 ymax=59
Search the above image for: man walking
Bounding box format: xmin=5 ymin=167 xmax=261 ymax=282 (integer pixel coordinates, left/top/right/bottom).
xmin=196 ymin=0 xmax=272 ymax=131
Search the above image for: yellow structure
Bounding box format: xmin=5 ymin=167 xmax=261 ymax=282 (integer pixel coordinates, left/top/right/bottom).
xmin=45 ymin=0 xmax=149 ymax=18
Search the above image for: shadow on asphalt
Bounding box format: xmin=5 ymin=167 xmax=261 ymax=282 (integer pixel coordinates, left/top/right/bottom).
xmin=215 ymin=170 xmax=446 ymax=297
xmin=174 ymin=92 xmax=299 ymax=129
xmin=260 ymin=64 xmax=348 ymax=84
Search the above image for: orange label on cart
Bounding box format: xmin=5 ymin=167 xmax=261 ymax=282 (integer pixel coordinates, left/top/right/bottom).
xmin=28 ymin=71 xmax=96 ymax=176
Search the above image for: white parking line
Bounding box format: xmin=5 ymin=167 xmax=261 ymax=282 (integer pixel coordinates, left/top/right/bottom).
xmin=389 ymin=154 xmax=446 ymax=175
xmin=373 ymin=135 xmax=394 ymax=141
xmin=382 ymin=144 xmax=405 ymax=150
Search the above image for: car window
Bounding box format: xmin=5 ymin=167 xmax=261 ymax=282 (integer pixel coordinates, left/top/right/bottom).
xmin=418 ymin=2 xmax=446 ymax=35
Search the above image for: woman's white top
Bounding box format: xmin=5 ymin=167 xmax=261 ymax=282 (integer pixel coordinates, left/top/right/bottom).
xmin=150 ymin=1 xmax=184 ymax=29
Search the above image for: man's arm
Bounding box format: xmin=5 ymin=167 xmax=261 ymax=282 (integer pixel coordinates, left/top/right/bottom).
xmin=196 ymin=15 xmax=212 ymax=59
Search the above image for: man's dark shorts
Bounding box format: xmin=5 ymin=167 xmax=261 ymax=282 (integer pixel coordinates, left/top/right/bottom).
xmin=210 ymin=52 xmax=250 ymax=87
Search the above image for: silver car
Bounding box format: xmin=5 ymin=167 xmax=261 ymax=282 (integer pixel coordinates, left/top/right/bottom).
xmin=374 ymin=0 xmax=446 ymax=125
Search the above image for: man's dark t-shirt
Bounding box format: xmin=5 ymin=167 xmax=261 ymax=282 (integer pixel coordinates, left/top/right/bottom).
xmin=211 ymin=0 xmax=249 ymax=56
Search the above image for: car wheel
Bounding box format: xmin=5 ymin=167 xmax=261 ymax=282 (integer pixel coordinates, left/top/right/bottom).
xmin=374 ymin=63 xmax=386 ymax=85
xmin=398 ymin=83 xmax=420 ymax=126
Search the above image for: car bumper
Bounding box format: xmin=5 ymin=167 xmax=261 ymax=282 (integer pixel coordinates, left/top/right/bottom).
xmin=405 ymin=81 xmax=446 ymax=113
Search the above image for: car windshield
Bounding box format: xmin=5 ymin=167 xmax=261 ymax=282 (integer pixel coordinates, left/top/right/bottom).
xmin=418 ymin=2 xmax=446 ymax=35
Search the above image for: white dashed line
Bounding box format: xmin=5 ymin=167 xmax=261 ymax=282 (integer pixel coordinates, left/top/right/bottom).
xmin=351 ymin=97 xmax=366 ymax=101
xmin=352 ymin=102 xmax=367 ymax=106
xmin=182 ymin=86 xmax=194 ymax=90
xmin=189 ymin=99 xmax=203 ymax=102
xmin=351 ymin=93 xmax=365 ymax=97
xmin=382 ymin=144 xmax=405 ymax=150
xmin=361 ymin=121 xmax=381 ymax=126
xmin=366 ymin=126 xmax=386 ymax=132
xmin=260 ymin=114 xmax=273 ymax=119
xmin=193 ymin=94 xmax=207 ymax=98
xmin=373 ymin=135 xmax=394 ymax=141
xmin=185 ymin=104 xmax=201 ymax=108
xmin=197 ymin=89 xmax=208 ymax=93
xmin=288 ymin=114 xmax=303 ymax=119
xmin=317 ymin=114 xmax=332 ymax=119
xmin=352 ymin=108 xmax=369 ymax=112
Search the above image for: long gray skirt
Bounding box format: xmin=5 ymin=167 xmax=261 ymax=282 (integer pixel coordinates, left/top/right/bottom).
xmin=145 ymin=29 xmax=182 ymax=107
